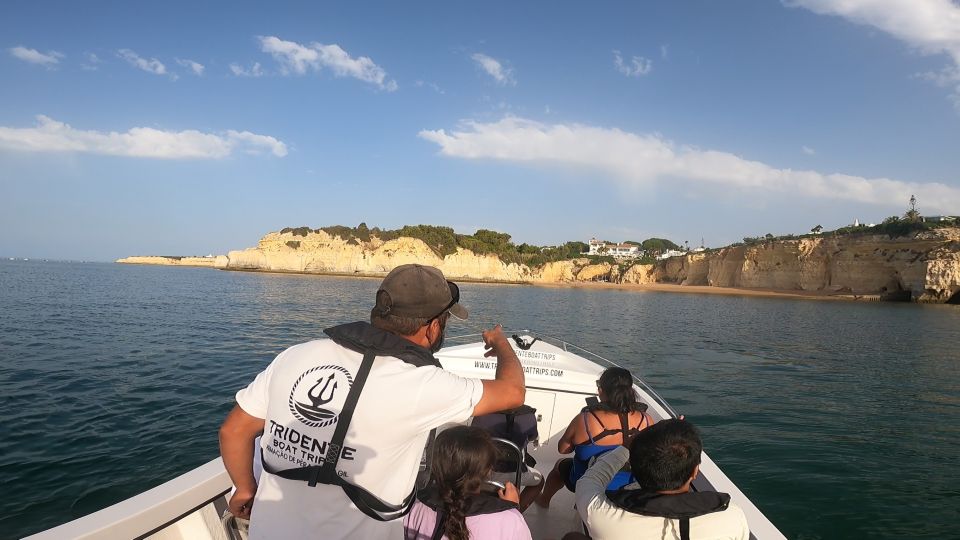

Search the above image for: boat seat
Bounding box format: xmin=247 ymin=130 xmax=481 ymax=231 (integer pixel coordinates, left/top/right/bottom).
xmin=472 ymin=406 xmax=544 ymax=488
xmin=471 ymin=405 xmax=540 ymax=455
xmin=489 ymin=437 xmax=544 ymax=488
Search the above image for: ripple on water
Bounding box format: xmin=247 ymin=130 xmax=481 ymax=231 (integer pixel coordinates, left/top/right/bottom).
xmin=1 ymin=261 xmax=959 ymax=539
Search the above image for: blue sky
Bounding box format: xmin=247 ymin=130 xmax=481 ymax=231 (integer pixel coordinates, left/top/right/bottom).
xmin=2 ymin=0 xmax=959 ymax=261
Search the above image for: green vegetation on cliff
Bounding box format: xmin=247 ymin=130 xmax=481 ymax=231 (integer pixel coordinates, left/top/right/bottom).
xmin=736 ymin=217 xmax=955 ymax=247
xmin=281 ymin=215 xmax=957 ymax=269
xmin=736 ymin=198 xmax=956 ymax=246
xmin=278 ymin=223 xmax=598 ymax=267
xmin=637 ymin=238 xmax=680 ymax=252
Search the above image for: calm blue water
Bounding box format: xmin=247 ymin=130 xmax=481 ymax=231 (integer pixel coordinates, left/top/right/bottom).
xmin=1 ymin=260 xmax=958 ymax=539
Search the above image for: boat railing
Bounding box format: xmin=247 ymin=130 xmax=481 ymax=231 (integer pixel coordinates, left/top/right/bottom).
xmin=22 ymin=457 xmax=231 ymax=540
xmin=443 ymin=329 xmax=679 ymax=419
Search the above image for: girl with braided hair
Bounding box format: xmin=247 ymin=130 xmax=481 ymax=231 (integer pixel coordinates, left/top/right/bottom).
xmin=403 ymin=425 xmax=532 ymax=540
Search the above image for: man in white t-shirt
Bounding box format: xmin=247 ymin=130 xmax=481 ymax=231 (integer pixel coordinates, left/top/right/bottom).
xmin=219 ymin=264 xmax=525 ymax=540
xmin=574 ymin=419 xmax=749 ymax=540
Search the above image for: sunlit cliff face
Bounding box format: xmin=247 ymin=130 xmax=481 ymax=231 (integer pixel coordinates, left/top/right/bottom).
xmin=118 ymin=227 xmax=960 ymax=304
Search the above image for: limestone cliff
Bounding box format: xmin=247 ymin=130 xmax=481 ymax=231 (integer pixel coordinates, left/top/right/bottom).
xmin=118 ymin=227 xmax=960 ymax=303
xmin=117 ymin=255 xmax=229 ymax=268
xmin=619 ymin=229 xmax=960 ymax=303
xmin=225 ymin=230 xmax=533 ymax=282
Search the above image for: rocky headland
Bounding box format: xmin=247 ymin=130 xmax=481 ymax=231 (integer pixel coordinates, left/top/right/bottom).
xmin=117 ymin=227 xmax=960 ymax=304
xmin=116 ymin=255 xmax=229 ymax=268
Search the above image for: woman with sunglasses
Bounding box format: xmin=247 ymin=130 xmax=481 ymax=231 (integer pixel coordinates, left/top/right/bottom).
xmin=535 ymin=367 xmax=654 ymax=508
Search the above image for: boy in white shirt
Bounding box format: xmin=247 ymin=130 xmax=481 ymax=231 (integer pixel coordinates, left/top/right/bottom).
xmin=574 ymin=419 xmax=749 ymax=540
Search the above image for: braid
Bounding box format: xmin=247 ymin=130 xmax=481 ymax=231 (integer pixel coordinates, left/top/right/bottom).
xmin=427 ymin=425 xmax=498 ymax=540
xmin=440 ymin=480 xmax=470 ymax=540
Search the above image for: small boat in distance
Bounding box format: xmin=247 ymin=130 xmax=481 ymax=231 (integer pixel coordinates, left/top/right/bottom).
xmin=25 ymin=331 xmax=786 ymax=539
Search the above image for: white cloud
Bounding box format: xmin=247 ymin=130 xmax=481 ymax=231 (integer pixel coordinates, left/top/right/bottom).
xmin=915 ymin=65 xmax=960 ymax=86
xmin=415 ymin=80 xmax=445 ymax=94
xmin=81 ymin=52 xmax=102 ymax=71
xmin=9 ymin=46 xmax=63 ymax=67
xmin=613 ymin=50 xmax=652 ymax=77
xmin=229 ymin=62 xmax=264 ymax=77
xmin=471 ymin=53 xmax=516 ymax=86
xmin=0 ymin=115 xmax=287 ymax=159
xmin=176 ymin=58 xmax=205 ymax=76
xmin=258 ymin=36 xmax=397 ymax=91
xmin=259 ymin=36 xmax=317 ymax=75
xmin=117 ymin=49 xmax=169 ymax=76
xmin=660 ymin=44 xmax=669 ymax=60
xmin=802 ymin=145 xmax=816 ymax=155
xmin=223 ymin=130 xmax=287 ymax=157
xmin=419 ymin=117 xmax=960 ymax=213
xmin=787 ymin=0 xmax=960 ymax=110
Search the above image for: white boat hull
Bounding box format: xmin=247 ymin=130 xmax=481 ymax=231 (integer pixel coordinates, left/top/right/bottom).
xmin=26 ymin=333 xmax=785 ymax=540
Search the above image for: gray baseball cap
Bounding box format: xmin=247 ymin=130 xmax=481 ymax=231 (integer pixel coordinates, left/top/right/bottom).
xmin=375 ymin=264 xmax=468 ymax=320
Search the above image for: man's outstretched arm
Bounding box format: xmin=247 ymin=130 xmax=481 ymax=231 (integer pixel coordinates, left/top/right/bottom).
xmin=219 ymin=404 xmax=265 ymax=518
xmin=473 ymin=324 xmax=526 ymax=417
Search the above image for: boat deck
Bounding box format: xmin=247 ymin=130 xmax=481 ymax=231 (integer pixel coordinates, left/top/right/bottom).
xmin=25 ymin=334 xmax=785 ymax=540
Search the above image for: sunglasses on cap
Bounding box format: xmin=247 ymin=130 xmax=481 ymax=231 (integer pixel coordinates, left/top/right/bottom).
xmin=429 ymin=281 xmax=460 ymax=322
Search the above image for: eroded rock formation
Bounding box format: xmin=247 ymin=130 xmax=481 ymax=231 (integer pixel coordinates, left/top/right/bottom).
xmin=115 ymin=255 xmax=228 ymax=268
xmin=618 ymin=229 xmax=960 ymax=303
xmin=224 ymin=230 xmax=532 ymax=282
xmin=118 ymin=227 xmax=960 ymax=303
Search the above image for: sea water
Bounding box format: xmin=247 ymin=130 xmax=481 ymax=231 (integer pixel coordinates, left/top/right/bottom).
xmin=1 ymin=260 xmax=957 ymax=539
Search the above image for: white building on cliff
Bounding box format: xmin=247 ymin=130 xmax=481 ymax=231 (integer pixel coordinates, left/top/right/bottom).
xmin=656 ymin=249 xmax=686 ymax=260
xmin=587 ymin=238 xmax=640 ymax=259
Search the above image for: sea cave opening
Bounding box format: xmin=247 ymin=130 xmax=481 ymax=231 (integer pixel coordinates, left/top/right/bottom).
xmin=947 ymin=289 xmax=960 ymax=305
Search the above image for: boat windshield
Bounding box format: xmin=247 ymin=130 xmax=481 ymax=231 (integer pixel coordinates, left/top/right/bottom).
xmin=443 ymin=329 xmax=679 ymax=418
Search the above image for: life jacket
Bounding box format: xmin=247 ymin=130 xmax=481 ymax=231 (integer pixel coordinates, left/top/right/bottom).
xmin=260 ymin=321 xmax=442 ymax=521
xmin=324 ymin=321 xmax=443 ymax=369
xmin=408 ymin=484 xmax=519 ymax=540
xmin=571 ymin=407 xmax=648 ymax=490
xmin=605 ymin=488 xmax=731 ymax=540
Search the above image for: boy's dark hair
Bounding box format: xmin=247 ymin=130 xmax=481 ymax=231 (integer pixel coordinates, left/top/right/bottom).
xmin=629 ymin=419 xmax=702 ymax=491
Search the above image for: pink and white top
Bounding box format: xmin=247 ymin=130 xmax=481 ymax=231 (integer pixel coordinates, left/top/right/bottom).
xmin=402 ymin=500 xmax=532 ymax=540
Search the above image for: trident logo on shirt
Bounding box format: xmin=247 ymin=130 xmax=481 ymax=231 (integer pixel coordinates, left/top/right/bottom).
xmin=289 ymin=365 xmax=354 ymax=428
xmin=308 ymin=373 xmax=338 ymax=406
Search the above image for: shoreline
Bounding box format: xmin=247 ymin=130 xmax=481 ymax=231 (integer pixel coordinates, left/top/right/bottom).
xmin=535 ymin=280 xmax=858 ymax=301
xmin=221 ymin=266 xmax=532 ymax=285
xmin=221 ymin=268 xmax=840 ymax=300
xmin=171 ymin=264 xmax=880 ymax=302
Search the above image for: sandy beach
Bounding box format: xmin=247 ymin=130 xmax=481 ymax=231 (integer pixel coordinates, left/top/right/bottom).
xmin=117 ymin=258 xmax=896 ymax=303
xmin=532 ymin=280 xmax=860 ymax=301
xmin=222 ymin=266 xmax=865 ymax=302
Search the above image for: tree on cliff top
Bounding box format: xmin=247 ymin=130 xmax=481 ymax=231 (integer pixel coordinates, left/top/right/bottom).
xmin=275 ymin=224 xmax=604 ymax=267
xmin=904 ymin=194 xmax=921 ymax=223
xmin=356 ymin=222 xmax=371 ymax=241
xmin=564 ymin=241 xmax=588 ymax=256
xmin=641 ymin=238 xmax=680 ymax=253
xmin=398 ymin=225 xmax=458 ymax=257
xmin=473 ymin=229 xmax=512 ymax=247
xmin=280 ymin=226 xmax=311 ymax=237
